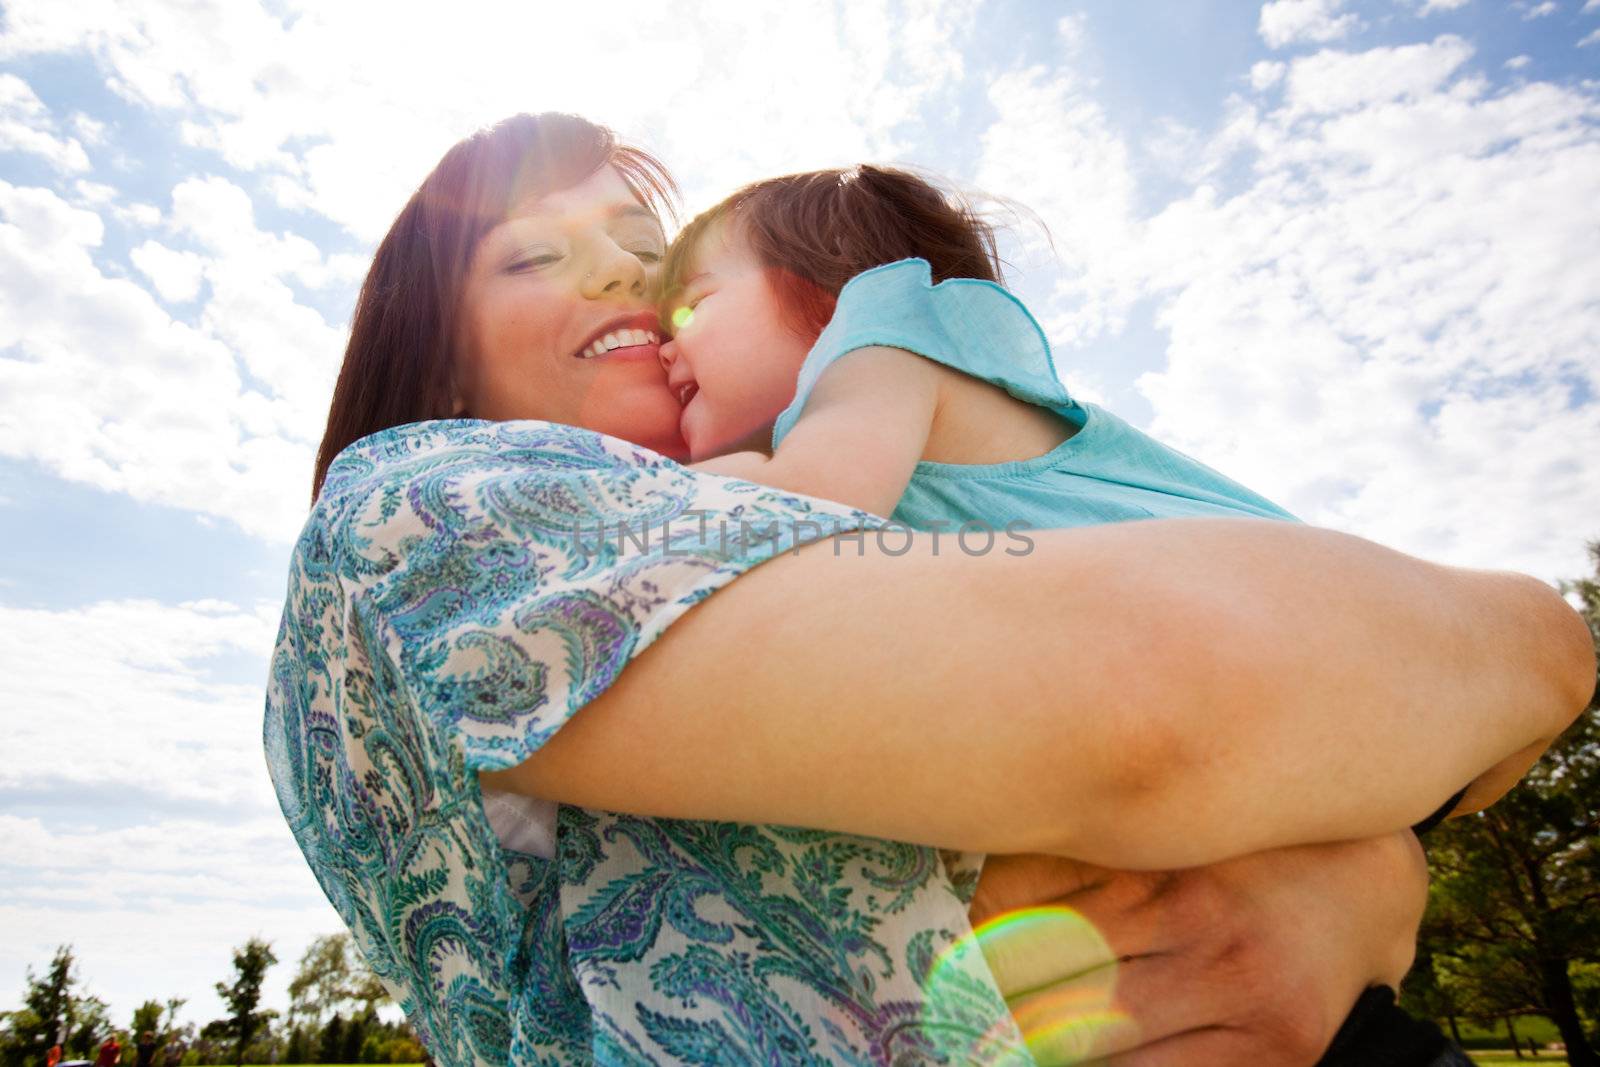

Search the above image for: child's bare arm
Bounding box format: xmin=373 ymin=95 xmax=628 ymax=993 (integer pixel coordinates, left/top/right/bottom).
xmin=689 ymin=346 xmax=941 ymax=516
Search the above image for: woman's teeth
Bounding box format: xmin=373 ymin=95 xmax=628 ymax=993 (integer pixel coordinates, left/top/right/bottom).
xmin=579 ymin=329 xmax=659 ymax=359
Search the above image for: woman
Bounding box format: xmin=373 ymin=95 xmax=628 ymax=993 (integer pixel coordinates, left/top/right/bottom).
xmin=267 ymin=113 xmax=1592 ymax=1065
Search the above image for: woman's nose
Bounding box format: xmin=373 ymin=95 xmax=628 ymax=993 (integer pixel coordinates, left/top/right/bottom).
xmin=582 ymin=241 xmax=647 ymax=300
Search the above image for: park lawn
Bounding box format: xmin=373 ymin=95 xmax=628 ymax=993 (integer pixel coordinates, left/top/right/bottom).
xmin=1468 ymin=1054 xmax=1569 ymax=1064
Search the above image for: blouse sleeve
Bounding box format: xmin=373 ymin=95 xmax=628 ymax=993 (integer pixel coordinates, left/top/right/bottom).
xmin=771 ymin=257 xmax=1077 ymax=449
xmin=263 ymin=418 xmax=878 ymax=1064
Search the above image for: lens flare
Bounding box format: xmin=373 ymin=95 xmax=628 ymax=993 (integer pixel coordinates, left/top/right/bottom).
xmin=671 ymin=305 xmax=694 ymax=330
xmin=921 ymin=905 xmax=1136 ymax=1065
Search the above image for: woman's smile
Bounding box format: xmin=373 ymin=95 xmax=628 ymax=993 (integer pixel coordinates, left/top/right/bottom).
xmin=573 ymin=309 xmax=663 ymax=362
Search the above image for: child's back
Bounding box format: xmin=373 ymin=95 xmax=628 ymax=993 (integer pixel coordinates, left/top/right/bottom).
xmin=771 ymin=257 xmax=1299 ymax=538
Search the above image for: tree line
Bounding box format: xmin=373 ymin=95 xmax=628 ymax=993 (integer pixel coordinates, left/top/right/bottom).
xmin=0 ymin=936 xmax=422 ymax=1067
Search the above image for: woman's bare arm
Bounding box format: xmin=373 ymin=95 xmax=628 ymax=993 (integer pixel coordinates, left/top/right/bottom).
xmin=481 ymin=517 xmax=1592 ymax=869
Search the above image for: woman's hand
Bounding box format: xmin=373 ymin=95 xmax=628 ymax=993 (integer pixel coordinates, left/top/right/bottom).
xmin=968 ymin=835 xmax=1429 ymax=1066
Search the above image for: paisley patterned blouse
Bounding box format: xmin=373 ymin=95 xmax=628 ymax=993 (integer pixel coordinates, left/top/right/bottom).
xmin=264 ymin=419 xmax=1029 ymax=1066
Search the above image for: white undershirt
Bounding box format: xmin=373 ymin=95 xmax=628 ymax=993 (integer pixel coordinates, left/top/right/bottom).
xmin=481 ymin=788 xmax=558 ymax=859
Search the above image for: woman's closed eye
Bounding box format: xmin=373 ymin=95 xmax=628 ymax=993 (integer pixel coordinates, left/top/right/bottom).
xmin=506 ymin=248 xmax=562 ymax=273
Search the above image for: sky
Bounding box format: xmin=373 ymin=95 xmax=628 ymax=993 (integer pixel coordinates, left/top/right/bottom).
xmin=2 ymin=0 xmax=1598 ymax=1034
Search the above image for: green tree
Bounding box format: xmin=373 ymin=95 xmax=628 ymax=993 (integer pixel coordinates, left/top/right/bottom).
xmin=0 ymin=1010 xmax=44 ymax=1067
xmin=0 ymin=945 xmax=109 ymax=1066
xmin=340 ymin=1015 xmax=367 ymax=1065
xmin=65 ymin=996 xmax=110 ymax=1058
xmin=211 ymin=939 xmax=279 ymax=1066
xmin=317 ymin=1015 xmax=345 ymax=1065
xmin=162 ymin=998 xmax=186 ymax=1033
xmin=1411 ymin=540 xmax=1600 ymax=1065
xmin=130 ymin=1001 xmax=162 ymax=1039
xmin=1402 ymin=940 xmax=1470 ymax=1045
xmin=284 ymin=1025 xmax=310 ymax=1065
xmin=286 ymin=935 xmax=390 ymax=1028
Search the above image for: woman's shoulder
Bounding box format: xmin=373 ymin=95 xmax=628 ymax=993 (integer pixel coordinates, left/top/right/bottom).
xmin=294 ymin=416 xmax=877 ymax=611
xmin=319 ymin=418 xmax=676 ymax=501
xmin=288 ymin=419 xmax=681 ymax=607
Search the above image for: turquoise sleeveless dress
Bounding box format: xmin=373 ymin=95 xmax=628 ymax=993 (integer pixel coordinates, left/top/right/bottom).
xmin=773 ymin=258 xmax=1302 ymax=896
xmin=773 ymin=258 xmax=1299 ymax=533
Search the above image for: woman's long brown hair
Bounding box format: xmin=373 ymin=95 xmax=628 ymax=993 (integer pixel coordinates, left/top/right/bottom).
xmin=312 ymin=112 xmax=677 ymax=500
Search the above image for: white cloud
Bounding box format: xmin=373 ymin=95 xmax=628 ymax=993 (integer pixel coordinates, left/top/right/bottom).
xmin=1580 ymin=27 xmax=1600 ymax=45
xmin=976 ymin=62 xmax=1144 ymax=347
xmin=70 ymin=111 xmax=107 ymax=144
xmin=0 ymin=181 xmax=326 ymax=541
xmin=1258 ymin=0 xmax=1362 ymax=48
xmin=1519 ymin=0 xmax=1559 ymax=17
xmin=1131 ymin=41 xmax=1600 ymax=583
xmin=1282 ymin=35 xmax=1475 ymax=114
xmin=1505 ymin=54 xmax=1534 ymax=68
xmin=1585 ymin=0 xmax=1599 ymax=12
xmin=0 ymin=597 xmax=279 ymax=805
xmin=130 ymin=240 xmax=205 ymax=302
xmin=1417 ymin=0 xmax=1471 ymax=11
xmin=0 ymin=0 xmax=983 ymax=240
xmin=1056 ymin=11 xmax=1090 ymax=54
xmin=0 ymin=72 xmax=90 ymax=171
xmin=1251 ymin=60 xmax=1288 ymax=90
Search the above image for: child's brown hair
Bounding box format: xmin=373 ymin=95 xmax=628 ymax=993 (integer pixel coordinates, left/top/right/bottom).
xmin=662 ymin=165 xmax=1003 ymax=341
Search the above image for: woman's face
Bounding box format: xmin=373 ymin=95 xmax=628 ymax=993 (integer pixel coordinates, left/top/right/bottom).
xmin=658 ymin=222 xmax=814 ymax=460
xmin=454 ymin=165 xmax=688 ymax=460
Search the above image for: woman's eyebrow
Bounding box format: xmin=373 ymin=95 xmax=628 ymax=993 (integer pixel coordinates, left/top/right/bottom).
xmin=610 ymin=203 xmax=659 ymax=223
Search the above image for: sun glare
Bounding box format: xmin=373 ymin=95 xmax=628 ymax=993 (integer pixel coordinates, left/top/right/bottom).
xmin=921 ymin=905 xmax=1135 ymax=1063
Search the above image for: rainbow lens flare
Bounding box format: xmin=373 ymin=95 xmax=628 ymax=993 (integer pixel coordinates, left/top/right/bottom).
xmin=920 ymin=905 xmax=1136 ymax=1065
xmin=671 ymin=305 xmax=694 ymax=330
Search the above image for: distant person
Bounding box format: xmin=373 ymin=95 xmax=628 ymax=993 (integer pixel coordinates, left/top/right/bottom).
xmin=93 ymin=1034 xmax=120 ymax=1067
xmin=45 ymin=1044 xmax=61 ymax=1067
xmin=133 ymin=1032 xmax=156 ymax=1067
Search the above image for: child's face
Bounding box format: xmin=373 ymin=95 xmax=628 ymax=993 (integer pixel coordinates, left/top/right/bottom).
xmin=660 ymin=222 xmax=814 ymax=460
